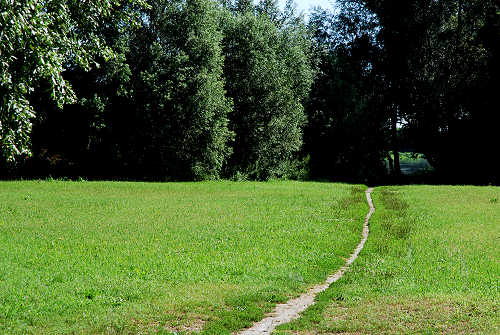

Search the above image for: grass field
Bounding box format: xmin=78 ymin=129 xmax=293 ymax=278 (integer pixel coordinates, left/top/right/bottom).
xmin=276 ymin=185 xmax=500 ymax=334
xmin=0 ymin=181 xmax=368 ymax=334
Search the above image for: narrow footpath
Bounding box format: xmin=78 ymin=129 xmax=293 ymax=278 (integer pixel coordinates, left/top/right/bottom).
xmin=237 ymin=187 xmax=375 ymax=335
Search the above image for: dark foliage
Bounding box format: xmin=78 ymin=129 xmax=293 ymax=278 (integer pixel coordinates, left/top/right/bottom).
xmin=1 ymin=0 xmax=498 ymax=184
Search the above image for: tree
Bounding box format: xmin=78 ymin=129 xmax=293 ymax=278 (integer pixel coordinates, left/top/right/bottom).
xmin=235 ymin=0 xmax=254 ymax=13
xmin=257 ymin=0 xmax=280 ymax=23
xmin=303 ymin=5 xmax=387 ymax=182
xmin=405 ymin=0 xmax=500 ymax=183
xmin=0 ymin=0 xmax=146 ymax=164
xmin=222 ymin=10 xmax=313 ymax=179
xmin=333 ymin=0 xmax=500 ymax=183
xmin=93 ymin=0 xmax=234 ymax=180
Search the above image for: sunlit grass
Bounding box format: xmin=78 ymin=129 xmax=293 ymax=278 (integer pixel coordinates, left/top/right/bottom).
xmin=276 ymin=185 xmax=500 ymax=334
xmin=0 ymin=181 xmax=368 ymax=334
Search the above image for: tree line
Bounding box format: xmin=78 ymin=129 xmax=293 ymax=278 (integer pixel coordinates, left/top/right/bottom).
xmin=1 ymin=0 xmax=498 ymax=184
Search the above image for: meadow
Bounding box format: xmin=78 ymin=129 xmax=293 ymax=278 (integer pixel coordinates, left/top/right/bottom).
xmin=276 ymin=185 xmax=500 ymax=334
xmin=0 ymin=181 xmax=368 ymax=334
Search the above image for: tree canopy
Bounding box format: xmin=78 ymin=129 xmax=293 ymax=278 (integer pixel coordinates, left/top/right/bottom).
xmin=0 ymin=0 xmax=147 ymax=163
xmin=1 ymin=0 xmax=498 ymax=184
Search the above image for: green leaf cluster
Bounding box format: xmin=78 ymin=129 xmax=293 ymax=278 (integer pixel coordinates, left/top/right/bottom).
xmin=1 ymin=0 xmax=314 ymax=181
xmin=222 ymin=9 xmax=313 ymax=179
xmin=0 ymin=0 xmax=148 ymax=162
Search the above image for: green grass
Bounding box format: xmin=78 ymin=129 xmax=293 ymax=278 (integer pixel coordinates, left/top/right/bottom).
xmin=276 ymin=185 xmax=500 ymax=334
xmin=0 ymin=181 xmax=368 ymax=334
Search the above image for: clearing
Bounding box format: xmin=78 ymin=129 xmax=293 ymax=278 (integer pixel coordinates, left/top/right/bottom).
xmin=276 ymin=185 xmax=500 ymax=335
xmin=0 ymin=181 xmax=368 ymax=334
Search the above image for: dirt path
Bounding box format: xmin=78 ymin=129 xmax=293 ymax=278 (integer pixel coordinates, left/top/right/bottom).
xmin=236 ymin=187 xmax=375 ymax=335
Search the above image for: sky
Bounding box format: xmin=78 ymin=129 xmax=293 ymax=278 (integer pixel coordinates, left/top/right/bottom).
xmin=280 ymin=0 xmax=335 ymax=15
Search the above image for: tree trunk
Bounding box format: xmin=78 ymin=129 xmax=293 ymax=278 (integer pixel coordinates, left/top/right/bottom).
xmin=387 ymin=152 xmax=394 ymax=175
xmin=391 ymin=112 xmax=401 ymax=176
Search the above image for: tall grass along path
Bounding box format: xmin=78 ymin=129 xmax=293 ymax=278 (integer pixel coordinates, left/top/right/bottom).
xmin=237 ymin=187 xmax=375 ymax=335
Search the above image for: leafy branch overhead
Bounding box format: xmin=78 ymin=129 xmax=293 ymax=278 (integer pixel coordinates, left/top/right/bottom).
xmin=0 ymin=0 xmax=148 ymax=162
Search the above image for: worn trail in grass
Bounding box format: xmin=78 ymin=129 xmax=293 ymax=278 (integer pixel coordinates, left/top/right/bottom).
xmin=276 ymin=185 xmax=500 ymax=335
xmin=238 ymin=188 xmax=374 ymax=335
xmin=0 ymin=181 xmax=368 ymax=334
